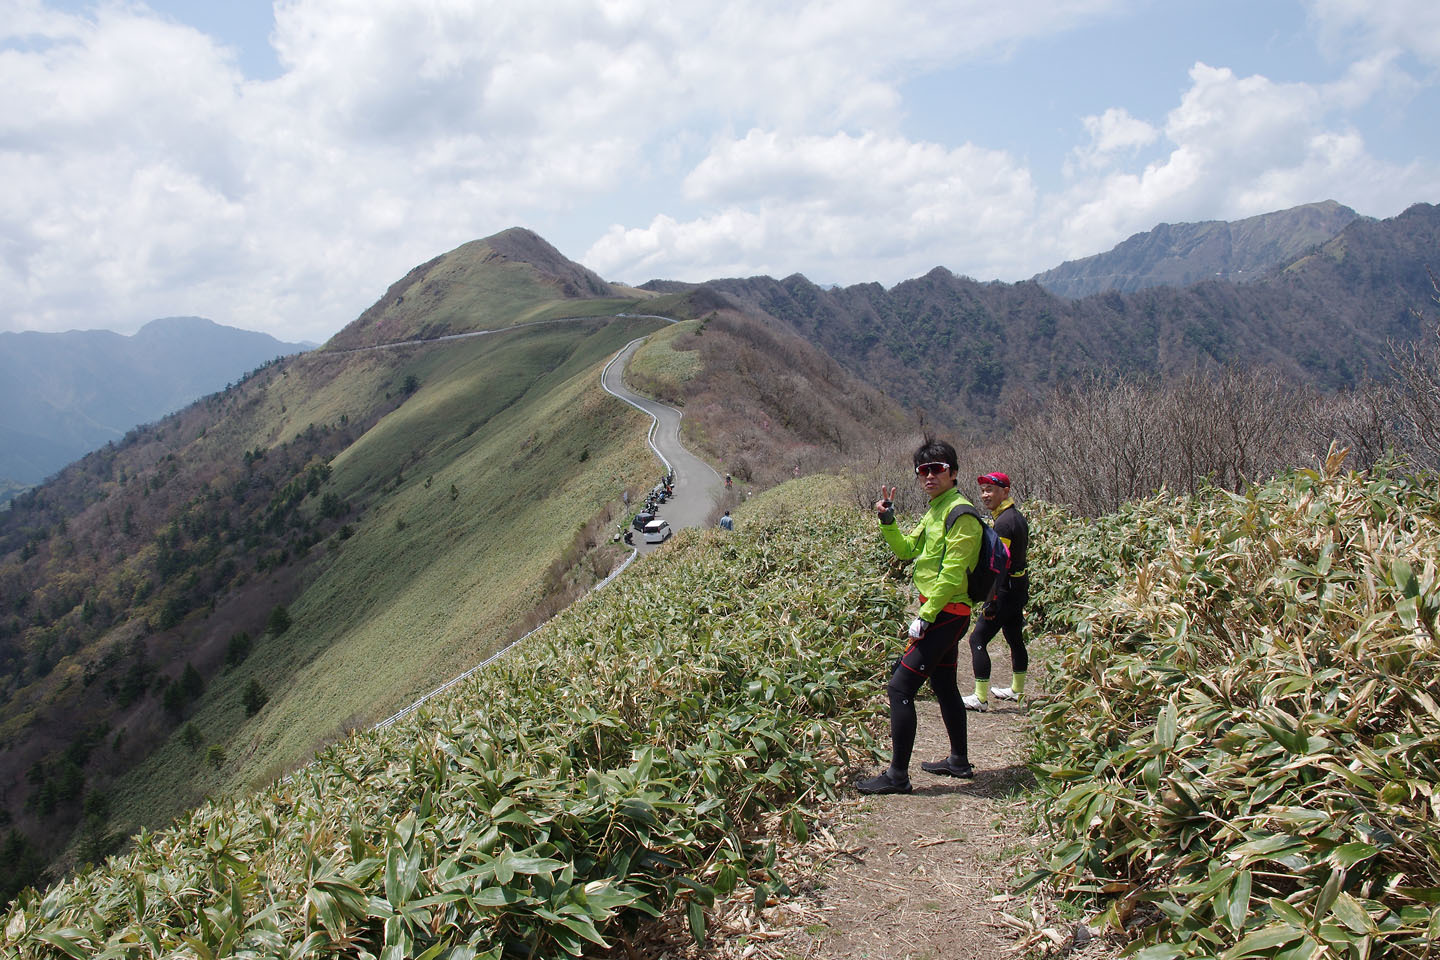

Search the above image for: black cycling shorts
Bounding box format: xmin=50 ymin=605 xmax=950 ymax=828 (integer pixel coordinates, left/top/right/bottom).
xmin=896 ymin=609 xmax=969 ymax=677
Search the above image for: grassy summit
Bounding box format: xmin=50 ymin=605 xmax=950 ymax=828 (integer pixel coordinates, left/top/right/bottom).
xmin=0 ymin=232 xmax=667 ymax=886
xmin=327 ymin=229 xmax=641 ymax=350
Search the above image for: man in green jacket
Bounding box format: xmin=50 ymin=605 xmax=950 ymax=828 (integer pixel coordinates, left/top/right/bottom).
xmin=858 ymin=439 xmax=981 ymax=794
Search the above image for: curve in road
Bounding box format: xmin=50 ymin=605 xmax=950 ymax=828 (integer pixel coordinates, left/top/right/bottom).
xmin=601 ymin=335 xmax=725 ymax=549
xmin=374 ymin=324 xmax=723 ymax=729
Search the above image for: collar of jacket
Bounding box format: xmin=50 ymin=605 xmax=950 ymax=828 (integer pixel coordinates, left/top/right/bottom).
xmin=927 ymin=486 xmax=963 ymax=511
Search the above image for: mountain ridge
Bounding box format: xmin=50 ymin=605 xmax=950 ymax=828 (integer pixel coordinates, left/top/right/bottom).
xmin=685 ymin=202 xmax=1437 ymax=426
xmin=1032 ymin=199 xmax=1364 ymax=297
xmin=0 ymin=234 xmax=902 ymax=895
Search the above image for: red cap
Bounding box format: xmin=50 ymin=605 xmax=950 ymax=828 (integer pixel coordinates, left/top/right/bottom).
xmin=977 ymin=472 xmax=1010 ymax=487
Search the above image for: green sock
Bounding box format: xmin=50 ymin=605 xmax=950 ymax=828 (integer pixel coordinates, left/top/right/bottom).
xmin=975 ymin=679 xmax=991 ymax=702
xmin=1011 ymin=672 xmax=1026 ymax=696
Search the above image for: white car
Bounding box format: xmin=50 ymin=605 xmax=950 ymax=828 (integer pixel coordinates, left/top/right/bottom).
xmin=642 ymin=519 xmax=673 ymax=544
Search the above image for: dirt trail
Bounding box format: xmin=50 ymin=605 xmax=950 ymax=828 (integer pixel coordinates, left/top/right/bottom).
xmin=604 ymin=659 xmax=1100 ymax=960
xmin=788 ymin=696 xmax=1037 ymax=959
xmin=596 ymin=333 xmax=1085 ymax=957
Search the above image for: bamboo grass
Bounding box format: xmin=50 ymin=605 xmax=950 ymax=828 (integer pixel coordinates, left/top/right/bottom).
xmin=1025 ymin=452 xmax=1440 ymax=958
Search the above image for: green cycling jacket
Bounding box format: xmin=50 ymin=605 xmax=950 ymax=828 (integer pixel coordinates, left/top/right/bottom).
xmin=879 ymin=486 xmax=982 ymax=621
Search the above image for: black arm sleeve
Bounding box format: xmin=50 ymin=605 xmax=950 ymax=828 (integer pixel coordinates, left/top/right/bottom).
xmin=995 ymin=508 xmax=1028 ymax=576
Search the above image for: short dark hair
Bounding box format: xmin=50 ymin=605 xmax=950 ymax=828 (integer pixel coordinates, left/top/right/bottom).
xmin=913 ymin=438 xmax=958 ymax=473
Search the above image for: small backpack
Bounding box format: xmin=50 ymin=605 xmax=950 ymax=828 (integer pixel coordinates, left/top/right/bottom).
xmin=943 ymin=503 xmax=1011 ymax=604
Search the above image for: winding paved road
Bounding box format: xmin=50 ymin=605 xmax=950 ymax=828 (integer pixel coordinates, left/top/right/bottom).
xmin=373 ymin=321 xmax=723 ymax=730
xmin=601 ymin=336 xmax=725 ymax=551
xmin=318 ymin=314 xmax=725 ymax=544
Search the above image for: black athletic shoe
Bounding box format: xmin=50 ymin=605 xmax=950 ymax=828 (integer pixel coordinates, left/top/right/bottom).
xmin=856 ymin=770 xmax=913 ymax=794
xmin=920 ymin=757 xmax=975 ymax=779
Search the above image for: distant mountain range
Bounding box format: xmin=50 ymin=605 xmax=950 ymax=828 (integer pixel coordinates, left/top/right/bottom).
xmin=1033 ymin=200 xmax=1364 ymax=297
xmin=685 ymin=202 xmax=1437 ymax=425
xmin=0 ymin=203 xmax=1388 ymax=494
xmin=0 ymin=317 xmax=311 ymax=490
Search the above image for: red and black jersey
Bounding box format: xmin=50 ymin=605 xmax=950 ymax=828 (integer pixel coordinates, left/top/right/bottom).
xmin=992 ymin=499 xmax=1028 ymax=578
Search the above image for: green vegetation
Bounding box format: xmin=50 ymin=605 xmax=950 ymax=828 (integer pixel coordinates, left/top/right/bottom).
xmin=101 ymin=318 xmax=667 ymax=840
xmin=0 ymin=308 xmax=673 ymax=879
xmin=1023 ymin=451 xmax=1440 ymax=956
xmin=1 ymin=485 xmax=901 ymax=958
xmin=522 ymin=298 xmax=647 ymax=324
xmin=5 ymin=447 xmax=1438 ymax=958
xmin=627 ymin=320 xmax=704 ymax=402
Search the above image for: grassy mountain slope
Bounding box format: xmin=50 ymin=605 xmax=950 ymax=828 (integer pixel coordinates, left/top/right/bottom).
xmin=1033 ymin=200 xmax=1362 ymax=297
xmin=692 ymin=203 xmax=1439 ymax=427
xmin=327 ymin=228 xmax=639 ymax=350
xmin=105 ymin=319 xmax=663 ymax=831
xmin=0 ymin=230 xmax=915 ymax=898
xmin=0 ymin=237 xmax=669 ymax=889
xmin=1 ymin=481 xmax=904 ymax=958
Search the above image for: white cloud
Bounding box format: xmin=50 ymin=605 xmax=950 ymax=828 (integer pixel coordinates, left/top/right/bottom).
xmin=593 ymin=55 xmax=1440 ymax=287
xmin=588 ymin=129 xmax=1037 ymax=284
xmin=1087 ymin=108 xmax=1159 ymax=154
xmin=1069 ymin=107 xmax=1159 ymax=172
xmin=1048 ymin=62 xmax=1440 ymax=266
xmin=1307 ymin=0 xmax=1440 ymax=64
xmin=1 ymin=0 xmax=1437 ymax=340
xmin=0 ymin=0 xmax=1130 ymax=339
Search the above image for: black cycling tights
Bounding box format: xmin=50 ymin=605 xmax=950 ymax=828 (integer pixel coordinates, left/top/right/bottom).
xmin=969 ymin=611 xmax=1028 ymax=681
xmin=887 ymin=612 xmax=970 ymax=770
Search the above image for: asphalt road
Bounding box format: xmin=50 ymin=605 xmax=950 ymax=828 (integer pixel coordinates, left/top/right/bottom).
xmin=374 ymin=326 xmax=727 ymax=731
xmin=602 ymin=337 xmax=725 ymax=553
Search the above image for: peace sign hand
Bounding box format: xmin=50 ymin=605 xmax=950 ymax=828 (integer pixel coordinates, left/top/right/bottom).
xmin=874 ymin=485 xmax=897 ymax=522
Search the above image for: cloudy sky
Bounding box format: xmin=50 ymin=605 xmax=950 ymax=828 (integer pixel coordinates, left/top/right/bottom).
xmin=4 ymin=0 xmax=1438 ymax=344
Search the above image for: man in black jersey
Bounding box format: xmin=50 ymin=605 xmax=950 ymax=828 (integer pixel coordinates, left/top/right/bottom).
xmin=964 ymin=472 xmax=1031 ymax=709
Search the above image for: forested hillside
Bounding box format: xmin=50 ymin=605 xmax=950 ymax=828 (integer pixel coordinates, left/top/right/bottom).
xmin=689 ymin=203 xmax=1438 ymax=427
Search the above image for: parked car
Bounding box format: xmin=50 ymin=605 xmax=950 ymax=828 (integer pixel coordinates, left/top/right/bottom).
xmin=643 ymin=519 xmax=673 ymax=544
xmin=631 ymin=511 xmax=655 ymax=531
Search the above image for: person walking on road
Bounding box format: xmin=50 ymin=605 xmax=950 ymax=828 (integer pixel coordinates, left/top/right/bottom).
xmin=858 ymin=439 xmax=981 ymax=795
xmin=964 ymin=472 xmax=1031 ymax=710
